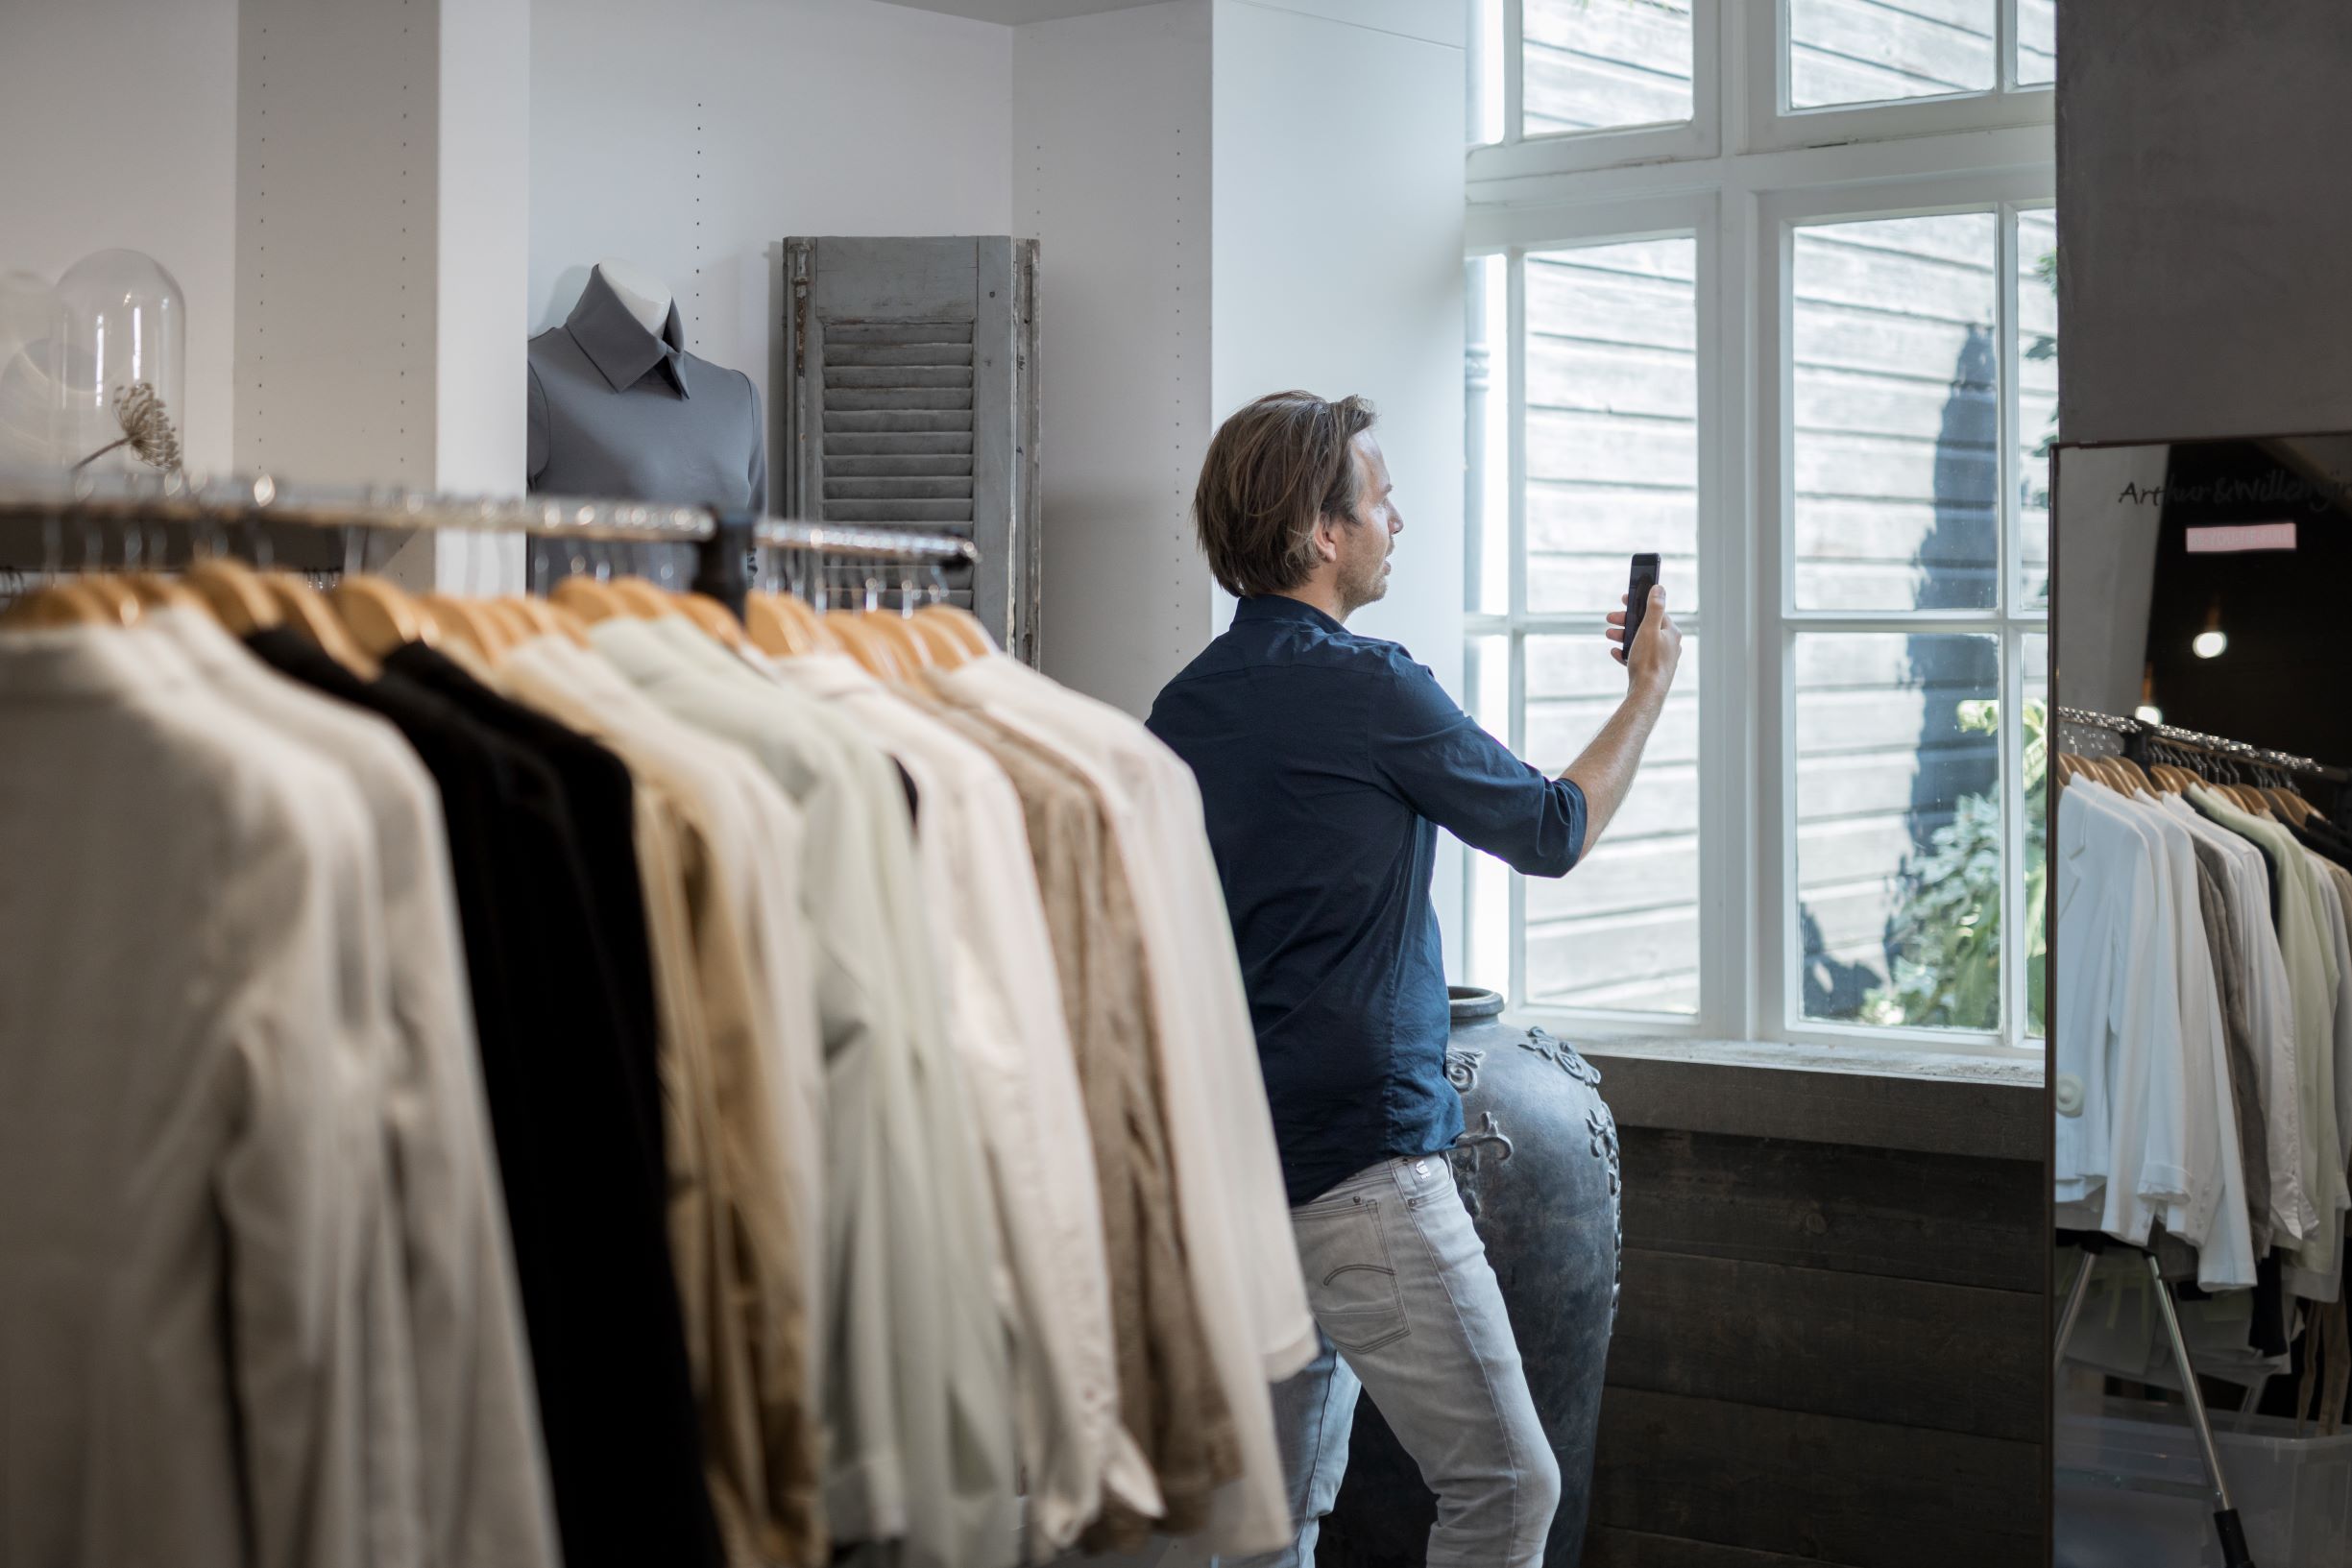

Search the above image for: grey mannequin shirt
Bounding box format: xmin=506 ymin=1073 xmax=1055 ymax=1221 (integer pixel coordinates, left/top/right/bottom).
xmin=527 ymin=268 xmax=766 ymax=511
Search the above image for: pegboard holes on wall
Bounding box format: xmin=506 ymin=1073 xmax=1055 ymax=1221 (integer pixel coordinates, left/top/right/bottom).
xmin=1173 ymin=120 xmax=1188 ymax=652
xmin=692 ymin=103 xmax=703 ymax=342
xmin=239 ymin=0 xmax=430 ymax=483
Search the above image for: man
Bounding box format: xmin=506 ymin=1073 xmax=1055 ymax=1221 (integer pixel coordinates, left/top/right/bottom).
xmin=1145 ymin=391 xmax=1682 ymax=1567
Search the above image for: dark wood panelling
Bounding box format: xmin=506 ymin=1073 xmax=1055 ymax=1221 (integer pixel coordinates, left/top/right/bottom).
xmin=1610 ymin=1247 xmax=2042 ymax=1440
xmin=1618 ymin=1125 xmax=2043 ymax=1291
xmin=1584 ymin=1043 xmax=2044 ymax=1161
xmin=1586 ymin=1527 xmax=1844 ymax=1568
xmin=1590 ymin=1388 xmax=2044 ymax=1568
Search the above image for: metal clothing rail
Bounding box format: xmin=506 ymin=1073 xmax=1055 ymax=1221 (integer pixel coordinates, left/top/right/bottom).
xmin=0 ymin=467 xmax=980 ymax=621
xmin=0 ymin=467 xmax=979 ymax=564
xmin=2054 ymin=705 xmax=2347 ymax=784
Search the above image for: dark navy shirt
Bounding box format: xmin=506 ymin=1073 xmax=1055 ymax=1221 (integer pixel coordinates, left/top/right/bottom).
xmin=1146 ymin=595 xmax=1588 ymax=1205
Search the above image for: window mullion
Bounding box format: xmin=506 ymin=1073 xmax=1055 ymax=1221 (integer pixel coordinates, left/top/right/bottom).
xmin=1507 ymin=249 xmax=1529 ymax=1011
xmin=1997 ymin=203 xmax=2023 ymax=1045
xmin=1758 ymin=205 xmax=1795 ymax=1041
xmin=1502 ymin=0 xmax=1523 ymax=151
xmin=1509 ymin=628 xmax=1528 ymax=1011
xmin=2000 ymin=619 xmax=2027 ymax=1048
xmin=1999 ymin=0 xmax=2019 ymax=94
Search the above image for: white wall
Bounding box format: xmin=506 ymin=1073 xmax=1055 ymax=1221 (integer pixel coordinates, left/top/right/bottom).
xmin=530 ymin=0 xmax=1015 ymax=508
xmin=1210 ymin=0 xmax=1467 ymax=950
xmin=0 ymin=0 xmax=241 ymax=473
xmin=1013 ymin=0 xmax=1215 ymax=714
xmin=1211 ymin=0 xmax=1464 ymax=686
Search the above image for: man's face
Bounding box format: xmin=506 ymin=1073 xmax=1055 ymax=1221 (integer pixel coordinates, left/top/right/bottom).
xmin=1330 ymin=433 xmax=1402 ymax=615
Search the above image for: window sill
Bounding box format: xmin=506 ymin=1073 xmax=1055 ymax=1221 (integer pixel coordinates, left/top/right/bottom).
xmin=1539 ymin=1032 xmax=2044 ymax=1163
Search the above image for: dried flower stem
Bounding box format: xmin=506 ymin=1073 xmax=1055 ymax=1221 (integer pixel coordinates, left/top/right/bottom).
xmin=72 ymin=380 xmax=183 ymax=474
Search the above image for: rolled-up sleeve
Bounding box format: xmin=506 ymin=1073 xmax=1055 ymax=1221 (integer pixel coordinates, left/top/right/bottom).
xmin=1366 ymin=658 xmax=1587 ymax=877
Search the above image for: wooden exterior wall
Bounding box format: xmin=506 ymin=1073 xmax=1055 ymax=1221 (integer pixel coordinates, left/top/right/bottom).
xmin=1579 ymin=1045 xmax=2047 ymax=1568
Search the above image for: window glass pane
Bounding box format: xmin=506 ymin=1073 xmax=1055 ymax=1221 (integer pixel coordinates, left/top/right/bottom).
xmin=1463 ymin=633 xmax=1514 ymax=994
xmin=1469 ymin=253 xmax=1510 ymax=616
xmin=2018 ymin=206 xmax=2058 ymax=608
xmin=1526 ymin=236 xmax=1698 ymax=615
xmin=1793 ymin=212 xmax=1998 ymax=611
xmin=2024 ymin=631 xmax=2048 ymax=1039
xmin=1522 ymin=0 xmax=1694 ymax=138
xmin=1523 ymin=630 xmax=1700 ymax=1013
xmin=2018 ymin=0 xmax=2057 ymax=86
xmin=1789 ymin=0 xmax=1997 ymax=109
xmin=1796 ymin=632 xmax=2000 ymax=1030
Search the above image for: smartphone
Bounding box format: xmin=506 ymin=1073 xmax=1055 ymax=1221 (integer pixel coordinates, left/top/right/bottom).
xmin=1622 ymin=553 xmax=1660 ymax=669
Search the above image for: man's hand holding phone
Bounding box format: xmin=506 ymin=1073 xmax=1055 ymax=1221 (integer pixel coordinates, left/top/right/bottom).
xmin=1607 ymin=558 xmax=1683 ymax=703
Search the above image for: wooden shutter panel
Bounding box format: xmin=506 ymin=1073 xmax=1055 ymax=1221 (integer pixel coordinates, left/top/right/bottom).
xmin=782 ymin=236 xmax=1040 ymax=663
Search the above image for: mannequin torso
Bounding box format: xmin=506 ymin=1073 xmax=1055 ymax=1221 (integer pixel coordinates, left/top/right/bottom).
xmin=595 ymin=258 xmax=672 ymax=338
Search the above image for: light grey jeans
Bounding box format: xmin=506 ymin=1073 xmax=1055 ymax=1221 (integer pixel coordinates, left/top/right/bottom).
xmin=1215 ymin=1153 xmax=1560 ymax=1568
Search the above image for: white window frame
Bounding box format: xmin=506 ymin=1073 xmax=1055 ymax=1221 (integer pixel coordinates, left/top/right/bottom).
xmin=1749 ymin=0 xmax=2057 ymax=154
xmin=1470 ymin=0 xmax=1724 ymax=182
xmin=1466 ymin=1 xmax=2054 ymax=1057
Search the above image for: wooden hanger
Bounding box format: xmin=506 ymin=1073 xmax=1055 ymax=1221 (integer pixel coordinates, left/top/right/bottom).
xmin=334 ymin=574 xmax=438 ymax=659
xmin=744 ymin=593 xmax=815 ymax=658
xmin=420 ymin=593 xmax=508 ymax=662
xmin=906 ymin=614 xmax=970 ymax=667
xmin=184 ymin=557 xmax=286 ymax=636
xmin=2107 ymin=754 xmax=2156 ymax=795
xmin=858 ymin=610 xmax=934 ymax=672
xmin=825 ymin=612 xmax=910 ymax=682
xmin=265 ymin=573 xmax=381 ymax=678
xmin=125 ymin=572 xmax=206 ymax=614
xmin=540 ymin=599 xmax=597 ymax=650
xmin=784 ymin=594 xmax=842 ymax=652
xmin=2266 ymin=787 xmax=2316 ymax=826
xmin=479 ymin=598 xmax=540 ymax=646
xmin=72 ymin=574 xmax=144 ymax=625
xmin=609 ymin=576 xmax=676 ymax=618
xmin=2 ymin=581 xmax=113 ymax=628
xmin=504 ymin=594 xmax=593 ymax=649
xmin=549 ymin=576 xmax=637 ymax=624
xmin=678 ymin=592 xmax=749 ymax=651
xmin=917 ymin=603 xmax=994 ymax=659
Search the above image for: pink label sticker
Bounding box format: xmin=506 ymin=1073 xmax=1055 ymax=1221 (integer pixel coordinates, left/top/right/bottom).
xmin=2185 ymin=521 xmax=2298 ymax=553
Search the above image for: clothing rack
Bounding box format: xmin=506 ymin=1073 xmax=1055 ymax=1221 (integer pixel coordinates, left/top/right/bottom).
xmin=0 ymin=466 xmax=978 ymax=621
xmin=2053 ymin=703 xmax=2310 ymax=1566
xmin=2056 ymin=706 xmax=2349 ymax=788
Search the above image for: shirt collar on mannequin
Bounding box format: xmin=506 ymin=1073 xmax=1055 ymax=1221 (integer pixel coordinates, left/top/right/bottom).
xmin=565 ymin=267 xmax=692 ymax=398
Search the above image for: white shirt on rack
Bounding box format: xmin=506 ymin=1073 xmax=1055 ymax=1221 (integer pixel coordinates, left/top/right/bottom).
xmin=2160 ymin=793 xmax=2314 ymax=1247
xmin=2134 ymin=793 xmax=2255 ymax=1288
xmin=932 ymin=654 xmax=1317 ymax=1560
xmin=2191 ymin=788 xmax=2348 ymax=1295
xmin=150 ymin=609 xmax=558 ymax=1568
xmin=0 ymin=625 xmax=412 ymax=1568
xmin=772 ymin=649 xmax=1157 ymax=1559
xmin=2287 ymin=852 xmax=2352 ymax=1303
xmin=595 ymin=617 xmax=1019 ymax=1568
xmin=2055 ymin=781 xmax=2191 ymax=1245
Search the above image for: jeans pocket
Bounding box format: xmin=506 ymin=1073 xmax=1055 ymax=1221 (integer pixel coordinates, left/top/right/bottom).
xmin=1296 ymin=1194 xmax=1411 ymax=1353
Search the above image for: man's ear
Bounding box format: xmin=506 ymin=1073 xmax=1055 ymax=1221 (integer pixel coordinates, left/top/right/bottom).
xmin=1310 ymin=511 xmax=1343 ymax=563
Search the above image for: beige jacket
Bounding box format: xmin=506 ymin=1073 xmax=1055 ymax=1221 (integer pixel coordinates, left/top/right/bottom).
xmin=934 ymin=706 xmax=1243 ymax=1548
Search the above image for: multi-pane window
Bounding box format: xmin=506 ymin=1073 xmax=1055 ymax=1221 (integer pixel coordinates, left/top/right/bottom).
xmin=1788 ymin=209 xmax=2050 ymax=1040
xmin=1464 ymin=2 xmax=2053 ymax=1054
